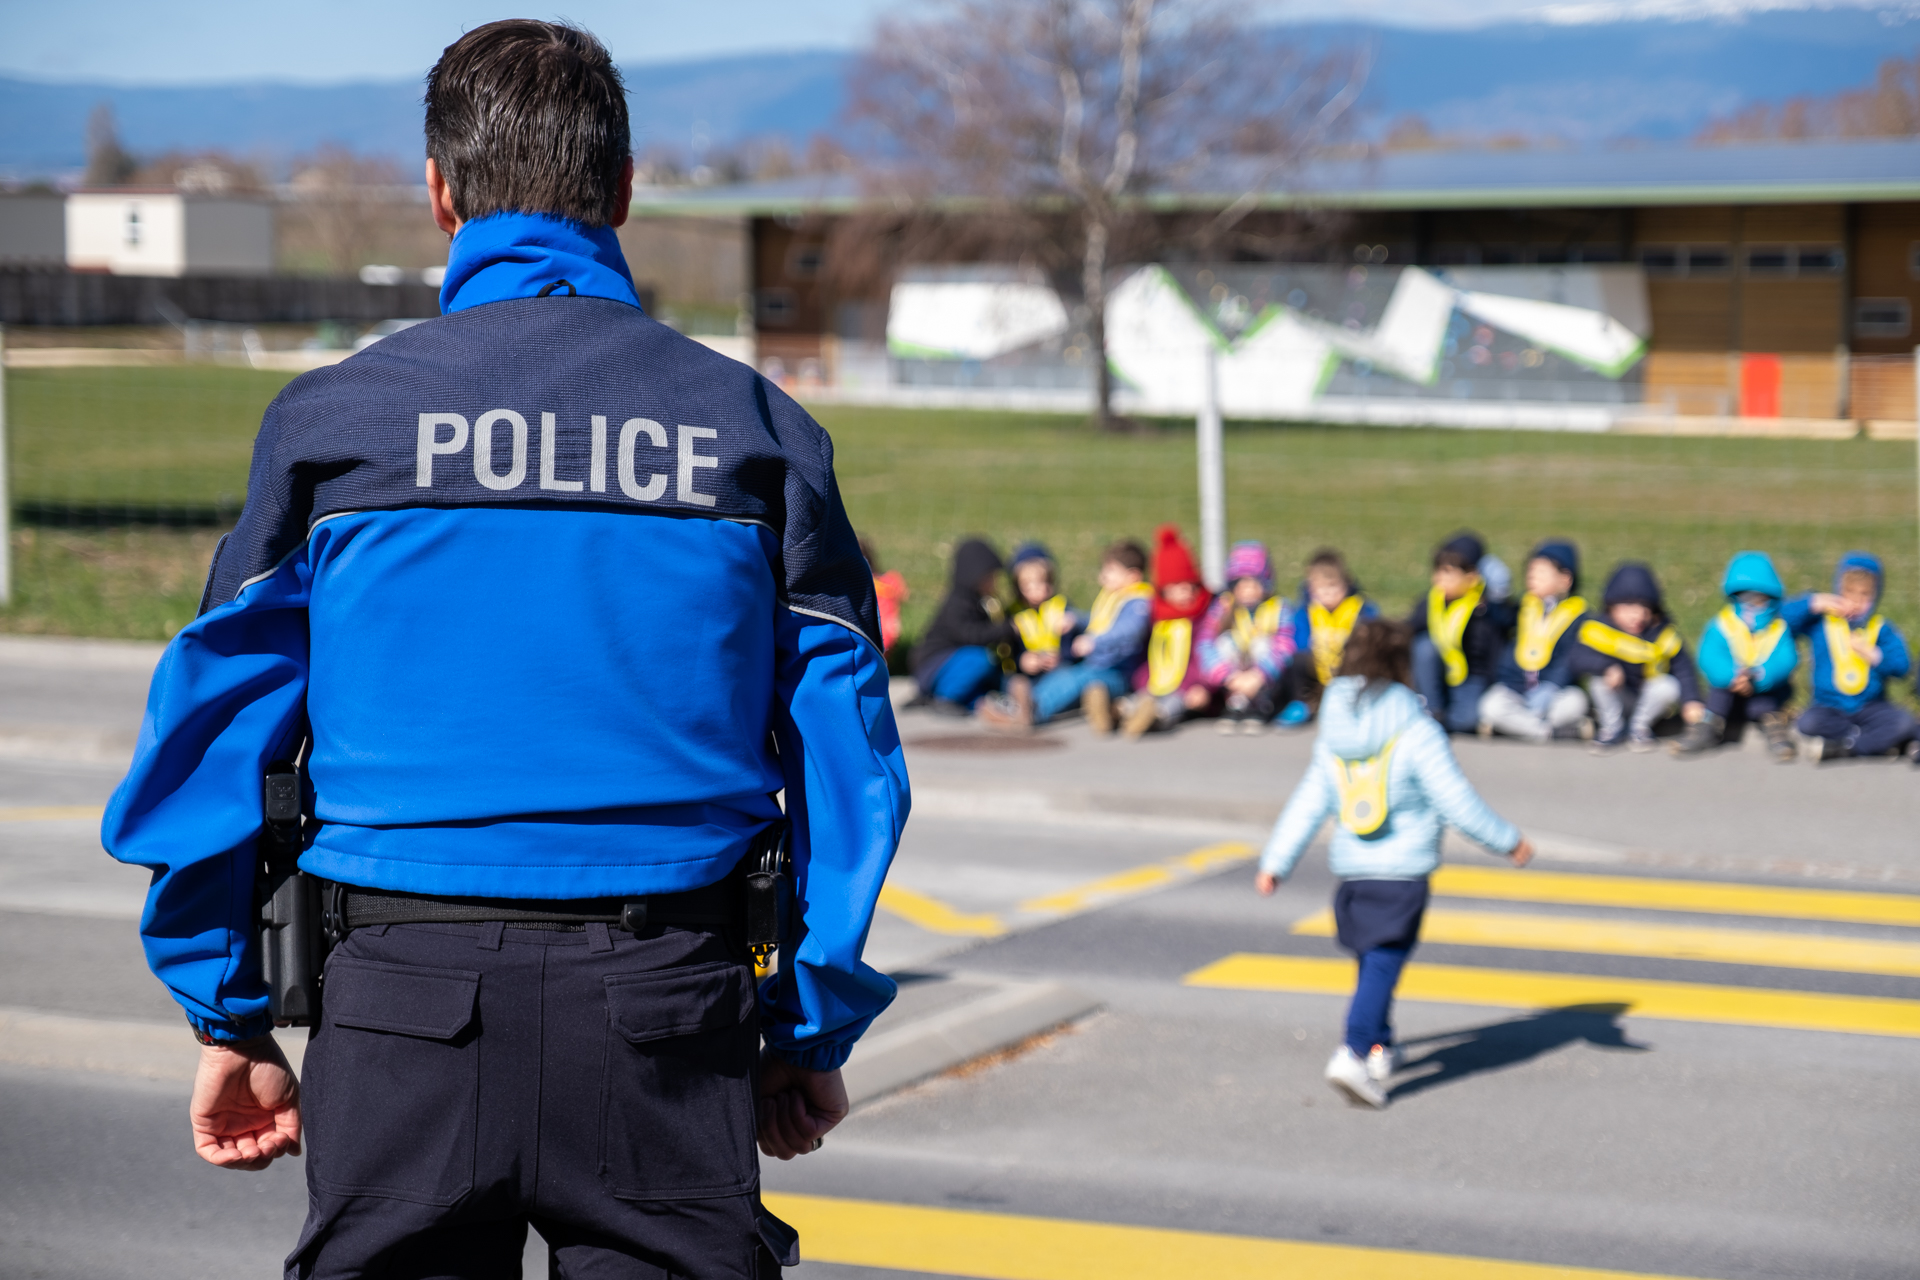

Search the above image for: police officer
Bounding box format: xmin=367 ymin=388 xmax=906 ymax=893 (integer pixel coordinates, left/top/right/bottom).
xmin=101 ymin=20 xmax=908 ymax=1278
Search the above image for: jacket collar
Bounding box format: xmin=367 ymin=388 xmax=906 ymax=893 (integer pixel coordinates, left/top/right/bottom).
xmin=439 ymin=212 xmax=642 ymax=315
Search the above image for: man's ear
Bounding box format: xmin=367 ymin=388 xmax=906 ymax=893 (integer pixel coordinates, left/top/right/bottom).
xmin=609 ymin=156 xmax=634 ymax=229
xmin=426 ymin=158 xmax=461 ymax=236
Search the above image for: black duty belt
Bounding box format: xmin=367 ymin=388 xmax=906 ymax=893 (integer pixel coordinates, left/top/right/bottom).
xmin=329 ymin=876 xmax=741 ymax=935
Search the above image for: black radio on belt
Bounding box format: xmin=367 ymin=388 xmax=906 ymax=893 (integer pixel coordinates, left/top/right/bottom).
xmin=744 ymin=821 xmax=792 ymax=967
xmin=257 ymin=757 xmax=324 ymax=1027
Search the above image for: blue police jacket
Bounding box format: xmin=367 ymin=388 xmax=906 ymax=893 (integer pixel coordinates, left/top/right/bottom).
xmin=102 ymin=213 xmax=910 ymax=1069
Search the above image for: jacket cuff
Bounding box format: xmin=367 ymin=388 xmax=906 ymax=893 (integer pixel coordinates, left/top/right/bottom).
xmin=768 ymin=1038 xmax=854 ymax=1072
xmin=187 ymin=1011 xmax=276 ymax=1045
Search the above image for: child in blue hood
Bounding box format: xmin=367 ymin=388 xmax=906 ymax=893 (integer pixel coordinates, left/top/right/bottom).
xmin=1782 ymin=552 xmax=1914 ymax=763
xmin=1257 ymin=618 xmax=1534 ymax=1110
xmin=1675 ymin=552 xmax=1800 ymax=761
xmin=1571 ymin=563 xmax=1704 ymax=752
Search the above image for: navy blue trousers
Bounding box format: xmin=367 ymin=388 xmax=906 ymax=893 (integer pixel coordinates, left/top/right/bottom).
xmin=287 ymin=917 xmax=788 ymax=1279
xmin=1333 ymin=878 xmax=1430 ymax=1057
xmin=1797 ymin=699 xmax=1916 ymax=757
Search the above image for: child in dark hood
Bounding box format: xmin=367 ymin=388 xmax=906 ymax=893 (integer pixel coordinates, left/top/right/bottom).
xmin=1478 ymin=539 xmax=1592 ymax=743
xmin=1676 ymin=551 xmax=1799 ymax=761
xmin=911 ymin=537 xmax=1015 ymax=713
xmin=1120 ymin=525 xmax=1215 ymax=739
xmin=1407 ymin=531 xmax=1516 ymax=735
xmin=1781 ymin=552 xmax=1914 ymax=763
xmin=1571 ymin=563 xmax=1704 ymax=752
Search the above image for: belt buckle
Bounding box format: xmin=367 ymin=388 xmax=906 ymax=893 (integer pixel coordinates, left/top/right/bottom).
xmin=619 ymin=901 xmax=648 ymax=933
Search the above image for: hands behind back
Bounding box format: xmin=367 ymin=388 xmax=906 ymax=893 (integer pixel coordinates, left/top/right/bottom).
xmin=757 ymin=1053 xmax=848 ymax=1161
xmin=191 ymin=1037 xmax=301 ymax=1171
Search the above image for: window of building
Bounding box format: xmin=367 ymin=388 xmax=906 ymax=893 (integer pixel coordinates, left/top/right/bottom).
xmin=756 ymin=288 xmax=797 ymax=327
xmin=786 ymin=245 xmax=824 ymax=279
xmin=1685 ymin=246 xmax=1731 ymax=274
xmin=1739 ymin=244 xmax=1843 ymax=276
xmin=1641 ymin=244 xmax=1731 ymax=277
xmin=1854 ymin=297 xmax=1912 ymax=340
xmin=1744 ymin=245 xmax=1792 ymax=275
xmin=1795 ymin=245 xmax=1844 ymax=274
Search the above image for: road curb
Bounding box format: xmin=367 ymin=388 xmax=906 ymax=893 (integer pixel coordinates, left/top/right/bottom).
xmin=841 ymin=978 xmax=1100 ymax=1106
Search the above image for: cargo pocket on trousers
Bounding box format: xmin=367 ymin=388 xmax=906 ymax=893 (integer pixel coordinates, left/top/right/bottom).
xmin=600 ymin=960 xmax=758 ymax=1200
xmin=309 ymin=956 xmax=481 ymax=1205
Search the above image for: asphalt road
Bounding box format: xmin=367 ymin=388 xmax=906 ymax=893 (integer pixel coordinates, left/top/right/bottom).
xmin=3 ymin=646 xmax=1917 ymax=1279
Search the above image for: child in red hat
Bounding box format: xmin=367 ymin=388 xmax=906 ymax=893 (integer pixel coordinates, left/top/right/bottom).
xmin=1119 ymin=525 xmax=1216 ymax=739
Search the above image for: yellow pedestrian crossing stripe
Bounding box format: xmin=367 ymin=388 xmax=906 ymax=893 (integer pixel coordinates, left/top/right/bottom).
xmin=1291 ymin=906 xmax=1920 ymax=978
xmin=764 ymin=1191 xmax=1708 ymax=1280
xmin=1185 ymin=954 xmax=1920 ymax=1039
xmin=877 ymin=885 xmax=1007 ymax=937
xmin=1432 ymin=865 xmax=1920 ymax=928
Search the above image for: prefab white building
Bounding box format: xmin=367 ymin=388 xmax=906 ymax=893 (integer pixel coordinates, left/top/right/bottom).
xmin=65 ymin=189 xmax=273 ymax=276
xmin=0 ymin=192 xmax=66 ymax=265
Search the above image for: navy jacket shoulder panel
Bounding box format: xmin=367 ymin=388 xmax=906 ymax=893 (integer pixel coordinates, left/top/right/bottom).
xmin=210 ymin=298 xmax=879 ymax=646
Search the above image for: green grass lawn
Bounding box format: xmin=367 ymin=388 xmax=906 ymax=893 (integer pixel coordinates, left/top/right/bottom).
xmin=3 ymin=368 xmax=1915 ymax=660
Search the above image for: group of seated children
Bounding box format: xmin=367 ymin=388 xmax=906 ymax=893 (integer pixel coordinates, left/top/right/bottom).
xmin=902 ymin=528 xmax=1916 ymax=763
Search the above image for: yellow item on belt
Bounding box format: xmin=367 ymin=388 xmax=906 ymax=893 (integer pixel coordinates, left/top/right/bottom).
xmin=1824 ymin=613 xmax=1885 ymax=697
xmin=1514 ymin=595 xmax=1586 ymax=673
xmin=1309 ymin=596 xmax=1365 ymax=684
xmin=1713 ymin=607 xmax=1786 ymax=672
xmin=1013 ymin=595 xmax=1072 ymax=654
xmin=1577 ymin=620 xmax=1683 ymax=678
xmin=1230 ymin=597 xmax=1285 ymax=656
xmin=1427 ymin=581 xmax=1484 ymax=688
xmin=1146 ymin=617 xmax=1194 ymax=697
xmin=1086 ymin=582 xmax=1154 ymax=636
xmin=1334 ymin=736 xmax=1400 ymax=836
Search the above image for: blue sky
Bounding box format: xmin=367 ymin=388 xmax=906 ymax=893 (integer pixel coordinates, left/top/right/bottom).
xmin=1 ymin=0 xmax=1905 ymax=85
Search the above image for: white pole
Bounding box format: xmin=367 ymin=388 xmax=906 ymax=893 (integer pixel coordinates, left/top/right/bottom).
xmin=0 ymin=324 xmax=11 ymax=607
xmin=1196 ymin=343 xmax=1225 ymax=591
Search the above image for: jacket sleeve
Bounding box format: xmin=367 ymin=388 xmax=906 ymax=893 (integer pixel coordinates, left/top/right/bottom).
xmin=766 ymin=608 xmax=909 ymax=1070
xmin=1403 ymin=718 xmax=1519 ymax=855
xmin=1780 ymin=595 xmax=1816 ymax=636
xmin=1259 ymin=750 xmax=1335 ymax=879
xmin=1567 ymin=637 xmax=1614 ymax=681
xmin=100 ymin=554 xmax=313 ymax=1044
xmin=1876 ymin=621 xmax=1911 ymax=680
xmin=1695 ymin=619 xmax=1735 ymax=690
xmin=1669 ymin=643 xmax=1703 ymax=704
xmin=1087 ymin=597 xmax=1151 ymax=669
xmin=1404 ymin=597 xmax=1429 ymax=638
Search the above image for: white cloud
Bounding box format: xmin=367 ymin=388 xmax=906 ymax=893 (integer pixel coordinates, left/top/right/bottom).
xmin=1263 ymin=0 xmax=1917 ymax=27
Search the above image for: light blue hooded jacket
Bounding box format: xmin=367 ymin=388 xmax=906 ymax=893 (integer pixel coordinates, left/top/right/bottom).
xmin=1261 ymin=676 xmax=1520 ymax=881
xmin=1696 ymin=551 xmax=1797 ymax=693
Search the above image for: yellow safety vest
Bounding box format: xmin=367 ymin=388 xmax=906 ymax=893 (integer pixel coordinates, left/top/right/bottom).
xmin=1146 ymin=617 xmax=1195 ymax=696
xmin=1334 ymin=736 xmax=1400 ymax=837
xmin=1427 ymin=581 xmax=1484 ymax=687
xmin=1712 ymin=607 xmax=1786 ymax=672
xmin=1578 ymin=620 xmax=1683 ymax=678
xmin=1514 ymin=595 xmax=1587 ymax=673
xmin=1230 ymin=597 xmax=1285 ymax=656
xmin=1013 ymin=595 xmax=1072 ymax=654
xmin=1086 ymin=582 xmax=1154 ymax=636
xmin=1824 ymin=613 xmax=1885 ymax=697
xmin=1310 ymin=595 xmax=1366 ymax=684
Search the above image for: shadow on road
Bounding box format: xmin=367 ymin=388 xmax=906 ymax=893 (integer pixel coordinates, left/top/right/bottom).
xmin=1388 ymin=1003 xmax=1648 ymax=1102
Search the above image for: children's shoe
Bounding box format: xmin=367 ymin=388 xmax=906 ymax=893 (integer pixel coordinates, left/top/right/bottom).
xmin=1365 ymin=1043 xmax=1401 ymax=1082
xmin=1579 ymin=716 xmax=1596 ymax=742
xmin=1277 ymin=700 xmax=1312 ymax=728
xmin=1762 ymin=714 xmax=1797 ymax=763
xmin=976 ymin=693 xmax=1030 ymax=734
xmin=1627 ymin=730 xmax=1658 ymax=753
xmin=1216 ymin=714 xmax=1241 ymax=735
xmin=1324 ymin=1046 xmax=1388 ymax=1109
xmin=1240 ymin=715 xmax=1269 ymax=736
xmin=1121 ymin=695 xmax=1159 ymax=741
xmin=1083 ymin=682 xmax=1113 ymax=734
xmin=1806 ymin=735 xmax=1851 ymax=764
xmin=1589 ymin=731 xmax=1622 ymax=756
xmin=1670 ymin=715 xmax=1723 ymax=757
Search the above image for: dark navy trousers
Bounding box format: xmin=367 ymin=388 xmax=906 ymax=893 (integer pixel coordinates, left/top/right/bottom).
xmin=1333 ymin=878 xmax=1431 ymax=1057
xmin=287 ymin=917 xmax=789 ymax=1279
xmin=1797 ymin=699 xmax=1916 ymax=757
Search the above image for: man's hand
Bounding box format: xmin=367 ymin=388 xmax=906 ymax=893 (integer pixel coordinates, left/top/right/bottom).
xmin=190 ymin=1037 xmax=300 ymax=1171
xmin=757 ymin=1054 xmax=848 ymax=1161
xmin=1254 ymin=870 xmax=1279 ymax=896
xmin=1509 ymin=838 xmax=1535 ymax=868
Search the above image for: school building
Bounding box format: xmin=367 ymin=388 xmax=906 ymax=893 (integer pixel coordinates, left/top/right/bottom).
xmin=629 ymin=137 xmax=1920 ymax=429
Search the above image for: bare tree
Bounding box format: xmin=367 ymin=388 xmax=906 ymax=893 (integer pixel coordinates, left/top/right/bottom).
xmin=280 ymin=144 xmax=429 ymax=276
xmin=1698 ymin=52 xmax=1920 ymax=143
xmin=837 ymin=0 xmax=1365 ymax=428
xmin=84 ymin=103 xmax=137 ymax=187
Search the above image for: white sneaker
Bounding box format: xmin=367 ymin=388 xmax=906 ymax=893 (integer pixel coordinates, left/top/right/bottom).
xmin=1324 ymin=1046 xmax=1389 ymax=1109
xmin=1366 ymin=1043 xmax=1401 ymax=1082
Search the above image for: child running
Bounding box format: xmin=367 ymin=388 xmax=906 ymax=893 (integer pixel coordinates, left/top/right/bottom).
xmin=1007 ymin=542 xmax=1082 ymax=679
xmin=1198 ymin=541 xmax=1294 ymax=733
xmin=1257 ymin=619 xmax=1534 ymax=1110
xmin=1783 ymin=551 xmax=1915 ymax=763
xmin=1674 ymin=552 xmax=1799 ymax=761
xmin=1277 ymin=548 xmax=1377 ymax=727
xmin=1120 ymin=525 xmax=1214 ymax=739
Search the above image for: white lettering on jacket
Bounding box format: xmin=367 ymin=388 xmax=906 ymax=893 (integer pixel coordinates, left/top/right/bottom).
xmin=539 ymin=412 xmax=583 ymax=492
xmin=617 ymin=418 xmax=668 ymax=501
xmin=473 ymin=409 xmax=528 ymax=490
xmin=677 ymin=424 xmax=718 ymax=507
xmin=416 ymin=413 xmax=469 ymax=487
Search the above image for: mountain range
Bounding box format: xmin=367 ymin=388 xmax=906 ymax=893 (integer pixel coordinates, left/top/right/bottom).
xmin=0 ymin=10 xmax=1913 ymax=181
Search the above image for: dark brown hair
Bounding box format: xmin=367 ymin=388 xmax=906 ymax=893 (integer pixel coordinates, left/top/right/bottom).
xmin=425 ymin=20 xmax=630 ymax=226
xmin=1306 ymin=547 xmax=1355 ymax=589
xmin=1337 ymin=618 xmax=1413 ymax=689
xmin=1432 ymin=547 xmax=1477 ymax=573
xmin=1102 ymin=539 xmax=1148 ymax=574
